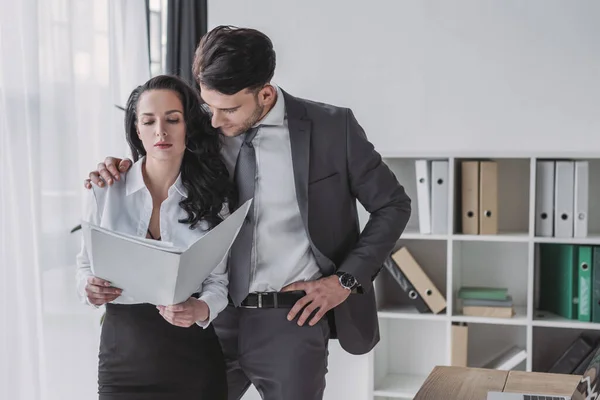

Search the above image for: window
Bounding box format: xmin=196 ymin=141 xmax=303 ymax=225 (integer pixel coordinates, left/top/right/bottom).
xmin=148 ymin=0 xmax=168 ymax=76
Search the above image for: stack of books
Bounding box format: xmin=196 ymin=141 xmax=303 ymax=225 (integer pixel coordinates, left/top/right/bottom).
xmin=458 ymin=286 xmax=514 ymax=318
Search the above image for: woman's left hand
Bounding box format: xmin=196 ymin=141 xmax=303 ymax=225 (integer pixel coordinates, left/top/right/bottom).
xmin=157 ymin=297 xmax=209 ymax=328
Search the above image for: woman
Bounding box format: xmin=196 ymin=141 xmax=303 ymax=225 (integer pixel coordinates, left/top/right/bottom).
xmin=76 ymin=75 xmax=234 ymax=399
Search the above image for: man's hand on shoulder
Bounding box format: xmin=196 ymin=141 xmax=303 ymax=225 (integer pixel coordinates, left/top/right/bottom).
xmin=84 ymin=157 xmax=132 ymax=189
xmin=282 ymin=275 xmax=352 ymax=327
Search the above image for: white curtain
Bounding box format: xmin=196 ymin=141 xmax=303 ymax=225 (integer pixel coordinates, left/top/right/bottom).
xmin=0 ymin=1 xmax=150 ymax=399
xmin=0 ymin=1 xmax=46 ymax=398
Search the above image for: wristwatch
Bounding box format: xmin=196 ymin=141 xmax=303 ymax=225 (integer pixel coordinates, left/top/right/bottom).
xmin=336 ymin=272 xmax=359 ymax=291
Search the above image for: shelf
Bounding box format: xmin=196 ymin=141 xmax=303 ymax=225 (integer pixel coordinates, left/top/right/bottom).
xmin=532 ymin=310 xmax=600 ymax=330
xmin=452 ymin=232 xmax=530 ymax=243
xmin=400 ymin=231 xmax=449 ymax=240
xmin=532 ymin=326 xmax=600 ymax=372
xmin=373 ymin=373 xmax=428 ymax=398
xmin=533 ymin=234 xmax=600 ymax=245
xmin=369 ymin=154 xmax=600 ymax=398
xmin=466 ymin=324 xmax=527 ymax=370
xmin=380 ymin=151 xmax=600 ymax=159
xmin=377 ymin=306 xmax=447 ymax=321
xmin=451 ymin=306 xmax=528 ymax=326
xmin=400 ymin=232 xmax=532 ymax=242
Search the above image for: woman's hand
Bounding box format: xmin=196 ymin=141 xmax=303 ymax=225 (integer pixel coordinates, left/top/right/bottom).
xmin=85 ymin=276 xmax=122 ymax=306
xmin=157 ymin=298 xmax=209 ymax=328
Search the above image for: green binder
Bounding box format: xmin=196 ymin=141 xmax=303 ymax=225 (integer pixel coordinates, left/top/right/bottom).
xmin=592 ymin=247 xmax=600 ymax=323
xmin=578 ymin=246 xmax=592 ymax=322
xmin=539 ymin=244 xmax=578 ymax=320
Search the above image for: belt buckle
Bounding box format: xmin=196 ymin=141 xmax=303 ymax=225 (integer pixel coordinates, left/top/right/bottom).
xmin=257 ymin=292 xmax=266 ymax=308
xmin=242 ymin=292 xmax=265 ymax=309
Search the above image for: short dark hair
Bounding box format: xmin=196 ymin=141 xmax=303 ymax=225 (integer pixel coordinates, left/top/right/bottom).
xmin=124 ymin=74 xmax=234 ymax=229
xmin=192 ymin=25 xmax=276 ymax=95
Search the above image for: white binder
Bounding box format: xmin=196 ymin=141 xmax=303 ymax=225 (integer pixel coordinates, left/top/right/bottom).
xmin=431 ymin=161 xmax=449 ymax=234
xmin=554 ymin=161 xmax=575 ymax=238
xmin=534 ymin=161 xmax=555 ymax=237
xmin=574 ymin=160 xmax=589 ymax=238
xmin=415 ymin=160 xmax=432 ymax=234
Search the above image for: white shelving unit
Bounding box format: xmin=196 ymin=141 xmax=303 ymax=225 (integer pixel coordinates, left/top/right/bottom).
xmin=361 ymin=152 xmax=600 ymax=399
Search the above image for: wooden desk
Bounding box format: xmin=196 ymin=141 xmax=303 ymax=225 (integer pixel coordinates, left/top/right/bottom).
xmin=414 ymin=366 xmax=582 ymax=400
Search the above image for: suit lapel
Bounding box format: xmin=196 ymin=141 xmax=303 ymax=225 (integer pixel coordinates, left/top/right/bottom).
xmin=282 ymin=89 xmax=311 ymax=231
xmin=281 ymin=89 xmax=335 ymax=273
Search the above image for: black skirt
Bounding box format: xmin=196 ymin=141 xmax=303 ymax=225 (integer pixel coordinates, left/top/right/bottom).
xmin=98 ymin=303 xmax=227 ymax=400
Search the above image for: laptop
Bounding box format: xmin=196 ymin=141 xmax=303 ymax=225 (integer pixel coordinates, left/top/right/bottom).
xmin=487 ymin=345 xmax=600 ymax=400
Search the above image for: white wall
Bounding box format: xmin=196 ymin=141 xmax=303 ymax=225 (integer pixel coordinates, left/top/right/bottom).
xmin=208 ymin=0 xmax=600 ymax=155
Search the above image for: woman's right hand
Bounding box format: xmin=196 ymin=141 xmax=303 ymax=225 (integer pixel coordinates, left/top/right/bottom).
xmin=85 ymin=276 xmax=122 ymax=306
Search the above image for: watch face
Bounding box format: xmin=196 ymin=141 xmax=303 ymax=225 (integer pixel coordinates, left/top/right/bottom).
xmin=340 ymin=273 xmax=356 ymax=289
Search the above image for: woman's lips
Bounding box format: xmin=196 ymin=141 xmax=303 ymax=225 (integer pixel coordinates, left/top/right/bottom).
xmin=154 ymin=143 xmax=172 ymax=149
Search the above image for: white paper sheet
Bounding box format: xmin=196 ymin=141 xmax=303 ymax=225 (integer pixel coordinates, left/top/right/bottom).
xmin=82 ymin=199 xmax=251 ymax=305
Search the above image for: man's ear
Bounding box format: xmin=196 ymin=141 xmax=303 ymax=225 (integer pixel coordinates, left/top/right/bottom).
xmin=258 ymin=84 xmax=277 ymax=107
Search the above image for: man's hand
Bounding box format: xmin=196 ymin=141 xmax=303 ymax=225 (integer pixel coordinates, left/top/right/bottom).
xmin=157 ymin=298 xmax=209 ymax=328
xmin=282 ymin=275 xmax=350 ymax=327
xmin=85 ymin=276 xmax=122 ymax=306
xmin=84 ymin=157 xmax=133 ymax=189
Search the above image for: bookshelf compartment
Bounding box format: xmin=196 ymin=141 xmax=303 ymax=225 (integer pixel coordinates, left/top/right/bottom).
xmin=587 ymin=159 xmax=600 ymax=237
xmin=375 ymin=239 xmax=447 ymax=318
xmin=533 ymin=158 xmax=600 ymax=240
xmin=533 ymin=242 xmax=600 ymax=328
xmin=532 ymin=326 xmax=600 ymax=373
xmin=453 ymin=157 xmax=530 ymax=236
xmin=465 ymin=323 xmax=527 ymax=370
xmin=377 ymin=157 xmax=451 ymax=236
xmin=373 ymin=318 xmax=447 ymax=399
xmin=452 ymin=241 xmax=529 ymax=320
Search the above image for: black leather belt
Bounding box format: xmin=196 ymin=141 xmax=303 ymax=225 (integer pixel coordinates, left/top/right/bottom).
xmin=237 ymin=291 xmax=305 ymax=309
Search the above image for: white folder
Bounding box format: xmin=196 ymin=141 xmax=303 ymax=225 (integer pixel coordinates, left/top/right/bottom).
xmin=82 ymin=199 xmax=252 ymax=305
xmin=554 ymin=161 xmax=575 ymax=238
xmin=431 ymin=161 xmax=449 ymax=234
xmin=534 ymin=161 xmax=555 ymax=237
xmin=574 ymin=160 xmax=589 ymax=238
xmin=415 ymin=160 xmax=432 ymax=234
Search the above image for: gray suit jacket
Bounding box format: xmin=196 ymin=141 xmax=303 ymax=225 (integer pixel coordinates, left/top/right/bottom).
xmin=281 ymin=89 xmax=412 ymax=355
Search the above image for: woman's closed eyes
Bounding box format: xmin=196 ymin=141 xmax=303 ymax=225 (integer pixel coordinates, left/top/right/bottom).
xmin=141 ymin=118 xmax=181 ymax=126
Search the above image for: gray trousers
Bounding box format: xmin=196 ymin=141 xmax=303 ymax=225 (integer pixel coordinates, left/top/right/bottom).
xmin=212 ymin=304 xmax=330 ymax=400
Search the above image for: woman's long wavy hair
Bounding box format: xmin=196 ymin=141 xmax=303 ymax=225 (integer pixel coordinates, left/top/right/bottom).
xmin=124 ymin=74 xmax=234 ymax=229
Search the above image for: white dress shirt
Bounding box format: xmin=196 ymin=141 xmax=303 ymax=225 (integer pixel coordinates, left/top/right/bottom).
xmin=75 ymin=157 xmax=229 ymax=328
xmin=220 ymin=84 xmax=322 ymax=293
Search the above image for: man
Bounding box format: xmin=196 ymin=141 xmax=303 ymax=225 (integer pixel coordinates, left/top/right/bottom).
xmin=85 ymin=25 xmax=411 ymax=400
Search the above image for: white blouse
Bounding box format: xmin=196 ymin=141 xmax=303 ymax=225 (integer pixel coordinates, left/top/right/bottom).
xmin=75 ymin=157 xmax=229 ymax=328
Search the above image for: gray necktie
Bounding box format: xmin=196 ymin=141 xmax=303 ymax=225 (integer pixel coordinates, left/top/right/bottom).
xmin=229 ymin=126 xmax=260 ymax=306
